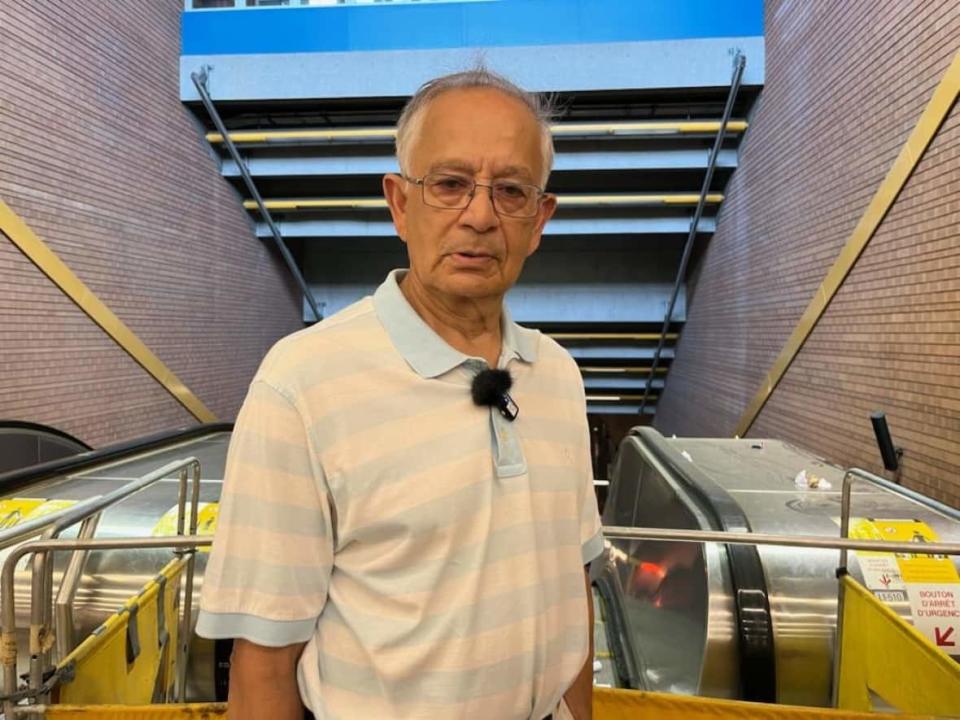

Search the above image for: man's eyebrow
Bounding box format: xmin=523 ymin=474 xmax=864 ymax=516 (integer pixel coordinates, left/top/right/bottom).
xmin=427 ymin=160 xmax=477 ymax=175
xmin=495 ymin=165 xmax=536 ymax=183
xmin=427 ymin=161 xmax=536 ymax=183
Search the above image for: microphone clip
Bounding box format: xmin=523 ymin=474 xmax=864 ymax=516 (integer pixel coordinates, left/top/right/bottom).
xmin=471 ymin=368 xmax=520 ymax=422
xmin=496 ymin=393 xmax=519 ymax=422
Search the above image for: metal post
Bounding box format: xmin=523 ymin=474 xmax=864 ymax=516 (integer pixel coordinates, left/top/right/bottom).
xmin=177 ymin=462 xmax=203 ymax=702
xmin=27 ymin=529 xmax=54 ymax=694
xmin=640 ymin=53 xmax=746 ymax=414
xmin=831 ymin=470 xmax=855 ymax=707
xmin=190 ymin=68 xmax=322 ymax=323
xmin=54 ymin=513 xmax=102 ymax=662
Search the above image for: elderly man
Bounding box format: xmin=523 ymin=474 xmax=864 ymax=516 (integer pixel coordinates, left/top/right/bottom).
xmin=197 ymin=68 xmax=603 ymax=720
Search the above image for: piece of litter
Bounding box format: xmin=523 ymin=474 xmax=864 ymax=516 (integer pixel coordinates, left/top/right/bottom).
xmin=593 ymin=660 xmax=602 ymax=672
xmin=794 ymin=469 xmax=830 ymax=489
xmin=681 ymin=450 xmax=693 ymax=462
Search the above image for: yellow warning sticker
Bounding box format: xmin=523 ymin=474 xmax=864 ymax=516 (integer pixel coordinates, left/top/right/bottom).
xmin=152 ymin=503 xmax=219 ymax=552
xmin=850 ymin=518 xmax=960 ymax=584
xmin=850 ymin=518 xmax=960 ymax=654
xmin=0 ymin=498 xmax=78 ymax=530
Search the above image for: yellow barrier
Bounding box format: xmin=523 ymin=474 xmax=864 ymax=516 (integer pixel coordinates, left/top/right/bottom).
xmin=36 ymin=689 xmax=946 ymax=719
xmin=594 ymin=688 xmax=939 ymax=719
xmin=56 ymin=557 xmax=186 ymax=704
xmin=836 ymin=575 xmax=960 ymax=715
xmin=43 ymin=574 xmax=960 ymax=717
xmin=45 ymin=705 xmax=225 ymax=719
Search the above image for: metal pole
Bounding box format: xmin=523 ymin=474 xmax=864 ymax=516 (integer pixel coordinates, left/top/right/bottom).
xmin=190 ymin=68 xmax=322 ymax=323
xmin=640 ymin=53 xmax=746 ymax=414
xmin=53 ymin=513 xmax=101 ymax=663
xmin=177 ymin=462 xmax=203 ymax=702
xmin=601 ymin=525 xmax=960 ymax=555
xmin=832 ymin=470 xmax=855 ymax=708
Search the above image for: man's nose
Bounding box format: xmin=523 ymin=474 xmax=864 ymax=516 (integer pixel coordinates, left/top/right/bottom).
xmin=460 ymin=184 xmax=500 ymax=230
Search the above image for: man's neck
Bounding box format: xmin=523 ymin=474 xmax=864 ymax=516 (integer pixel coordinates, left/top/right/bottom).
xmin=400 ymin=272 xmax=504 ymax=368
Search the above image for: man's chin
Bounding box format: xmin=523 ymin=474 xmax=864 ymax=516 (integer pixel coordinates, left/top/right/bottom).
xmin=435 ymin=272 xmax=508 ymax=300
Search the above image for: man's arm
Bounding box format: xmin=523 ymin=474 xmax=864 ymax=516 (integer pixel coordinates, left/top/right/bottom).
xmin=228 ymin=639 xmax=306 ymax=720
xmin=563 ymin=568 xmax=594 ymax=720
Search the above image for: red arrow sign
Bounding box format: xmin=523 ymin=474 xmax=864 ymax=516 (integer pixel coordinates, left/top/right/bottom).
xmin=935 ymin=627 xmax=956 ymax=647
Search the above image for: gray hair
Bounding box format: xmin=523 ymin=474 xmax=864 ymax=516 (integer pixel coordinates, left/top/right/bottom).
xmin=395 ymin=67 xmax=556 ymax=187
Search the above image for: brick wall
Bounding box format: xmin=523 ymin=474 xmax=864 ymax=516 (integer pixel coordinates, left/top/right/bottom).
xmin=0 ymin=1 xmax=303 ymax=446
xmin=655 ymin=0 xmax=960 ymax=506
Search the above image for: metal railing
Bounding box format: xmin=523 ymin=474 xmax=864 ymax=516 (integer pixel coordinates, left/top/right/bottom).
xmin=190 ymin=68 xmax=322 ymax=323
xmin=0 ymin=457 xmax=204 ymax=714
xmin=1 ymin=536 xmax=212 ymax=717
xmin=601 ymin=525 xmax=960 ymax=556
xmin=640 ymin=52 xmax=746 ymax=414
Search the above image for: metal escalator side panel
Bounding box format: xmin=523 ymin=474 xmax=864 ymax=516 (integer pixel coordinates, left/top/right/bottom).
xmin=0 ymin=423 xmax=234 ymax=496
xmin=727 ymin=546 xmax=777 ymax=703
xmin=620 ymin=428 xmax=776 ymax=703
xmin=1 ymin=428 xmax=231 ymax=700
xmin=0 ymin=422 xmax=92 ymax=476
xmin=601 ymin=434 xmax=738 ymax=699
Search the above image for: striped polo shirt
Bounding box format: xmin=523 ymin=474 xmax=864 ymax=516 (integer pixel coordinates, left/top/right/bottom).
xmin=198 ymin=269 xmax=604 ymax=719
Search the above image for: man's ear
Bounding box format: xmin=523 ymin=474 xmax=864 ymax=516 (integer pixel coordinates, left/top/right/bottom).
xmin=383 ymin=173 xmax=409 ymax=242
xmin=526 ymin=193 xmax=557 ymax=257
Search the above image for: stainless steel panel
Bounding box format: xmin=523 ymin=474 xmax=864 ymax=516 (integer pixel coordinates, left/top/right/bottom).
xmin=667 ymin=437 xmax=960 ymax=707
xmin=601 ymin=437 xmax=739 ymax=698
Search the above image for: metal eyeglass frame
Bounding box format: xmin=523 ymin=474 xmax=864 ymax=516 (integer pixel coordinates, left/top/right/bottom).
xmin=403 ymin=173 xmax=547 ymax=218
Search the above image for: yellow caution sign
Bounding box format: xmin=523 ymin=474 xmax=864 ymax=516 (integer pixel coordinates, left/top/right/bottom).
xmin=850 ymin=518 xmax=959 ymax=586
xmin=850 ymin=518 xmax=960 ymax=656
xmin=151 ymin=503 xmax=219 ymax=552
xmin=0 ymin=498 xmax=78 ymax=529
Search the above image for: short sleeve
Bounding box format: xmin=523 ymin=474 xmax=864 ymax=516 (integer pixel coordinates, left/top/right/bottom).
xmin=196 ymin=380 xmax=334 ymax=647
xmin=573 ymin=373 xmax=604 ymax=566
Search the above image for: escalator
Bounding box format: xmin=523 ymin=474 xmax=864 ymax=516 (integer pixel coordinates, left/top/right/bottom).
xmin=4 ymin=420 xmax=958 ymax=709
xmin=0 ymin=422 xmax=92 ymax=475
xmin=0 ymin=423 xmax=233 ymax=700
xmin=594 ymin=427 xmax=960 ymax=707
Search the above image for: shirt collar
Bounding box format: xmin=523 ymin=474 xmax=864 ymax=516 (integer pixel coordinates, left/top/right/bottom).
xmin=373 ymin=269 xmax=539 ymax=378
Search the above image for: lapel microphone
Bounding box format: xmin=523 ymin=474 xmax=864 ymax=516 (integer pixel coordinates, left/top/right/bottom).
xmin=471 ymin=368 xmax=519 ymax=421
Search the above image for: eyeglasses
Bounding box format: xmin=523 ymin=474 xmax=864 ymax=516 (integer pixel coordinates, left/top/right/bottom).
xmin=405 ymin=173 xmax=545 ymax=218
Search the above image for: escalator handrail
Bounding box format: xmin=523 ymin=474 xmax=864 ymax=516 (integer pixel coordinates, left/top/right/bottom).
xmin=0 ymin=421 xmax=92 ymax=451
xmin=591 ymin=568 xmax=645 ymax=691
xmin=0 ymin=423 xmax=233 ymax=495
xmin=628 ymin=427 xmax=777 ymax=704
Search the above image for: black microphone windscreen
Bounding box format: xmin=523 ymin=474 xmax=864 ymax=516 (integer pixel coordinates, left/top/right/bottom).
xmin=471 ymin=368 xmax=512 ymax=407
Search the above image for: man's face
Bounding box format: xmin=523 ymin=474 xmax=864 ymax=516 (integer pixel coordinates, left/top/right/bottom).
xmin=384 ymin=87 xmax=557 ymax=303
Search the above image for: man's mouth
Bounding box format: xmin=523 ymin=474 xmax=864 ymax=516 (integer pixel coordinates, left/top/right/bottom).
xmin=450 ymin=250 xmax=496 ymax=262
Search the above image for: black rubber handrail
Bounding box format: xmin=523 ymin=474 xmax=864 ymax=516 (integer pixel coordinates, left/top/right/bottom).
xmin=629 ymin=427 xmax=777 ymax=703
xmin=0 ymin=423 xmax=234 ymax=495
xmin=591 ymin=569 xmax=644 ymax=691
xmin=0 ymin=421 xmax=92 ymax=452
